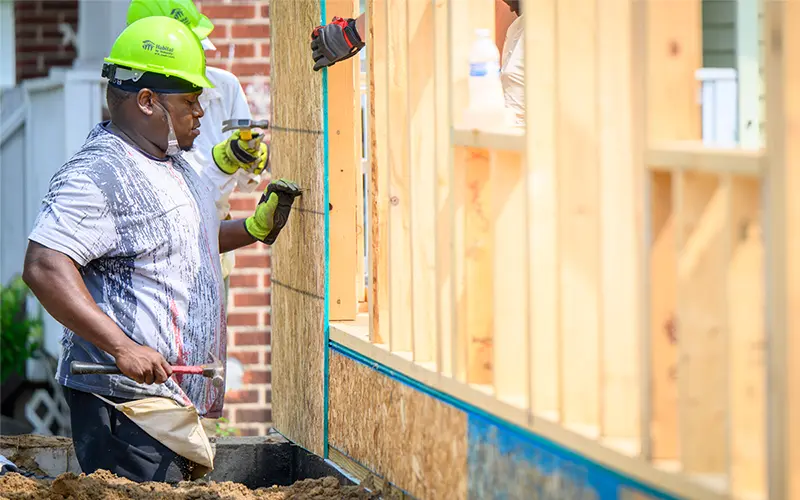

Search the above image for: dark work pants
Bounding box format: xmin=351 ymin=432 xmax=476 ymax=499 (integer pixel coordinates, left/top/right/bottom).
xmin=65 ymin=387 xmax=194 ymax=483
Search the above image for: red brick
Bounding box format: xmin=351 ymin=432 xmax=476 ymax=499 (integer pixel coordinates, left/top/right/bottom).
xmin=209 ymin=42 xmax=257 ymax=59
xmin=265 ymin=388 xmax=272 ymax=404
xmin=15 ymin=2 xmax=40 ymax=12
xmin=229 ymin=273 xmax=260 ymax=288
xmin=230 ymin=62 xmax=269 ymax=78
xmin=235 ymin=331 xmax=270 ymax=346
xmin=260 ymin=5 xmax=268 ymax=17
xmin=15 ymin=11 xmax=61 ymax=22
xmin=263 ymin=273 xmax=271 ymax=289
xmin=243 ymin=369 xmax=270 ymax=384
xmin=259 ymin=43 xmax=270 ymax=58
xmin=233 ymin=291 xmax=269 ymax=307
xmin=16 ymin=43 xmax=61 ymax=53
xmin=227 ymin=312 xmax=259 ymax=327
xmin=222 ymin=408 xmax=232 ymax=421
xmin=265 ymin=351 xmax=271 ymax=365
xmin=40 ymin=1 xmax=78 ymax=11
xmin=263 ymin=311 xmax=271 ymax=327
xmin=208 ymin=25 xmax=229 ymax=40
xmin=229 ymin=197 xmax=257 ymax=212
xmin=231 ymin=23 xmax=270 ymax=39
xmin=235 ymin=253 xmax=270 ymax=269
xmin=237 ymin=408 xmax=271 ymax=423
xmin=224 ymin=389 xmax=260 ymax=404
xmin=201 ymin=4 xmax=255 ymax=19
xmin=238 ymin=427 xmax=261 ymax=437
xmin=229 ymin=351 xmax=260 ymax=365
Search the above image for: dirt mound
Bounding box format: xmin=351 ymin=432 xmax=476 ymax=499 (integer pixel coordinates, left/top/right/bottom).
xmin=0 ymin=470 xmax=380 ymax=500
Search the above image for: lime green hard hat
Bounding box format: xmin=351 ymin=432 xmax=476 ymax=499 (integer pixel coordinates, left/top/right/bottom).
xmin=126 ymin=0 xmax=216 ymax=49
xmin=104 ymin=16 xmax=213 ymax=89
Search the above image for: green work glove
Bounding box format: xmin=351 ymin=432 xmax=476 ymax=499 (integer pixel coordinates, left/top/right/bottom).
xmin=212 ymin=130 xmax=269 ymax=176
xmin=244 ymin=179 xmax=303 ymax=245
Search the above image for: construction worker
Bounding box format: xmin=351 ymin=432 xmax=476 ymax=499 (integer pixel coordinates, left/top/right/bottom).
xmin=126 ymin=0 xmax=269 ymax=308
xmin=21 ymin=16 xmax=300 ymax=483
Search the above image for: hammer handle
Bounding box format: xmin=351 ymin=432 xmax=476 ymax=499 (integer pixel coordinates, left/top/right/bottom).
xmin=70 ymin=361 xmax=204 ymax=375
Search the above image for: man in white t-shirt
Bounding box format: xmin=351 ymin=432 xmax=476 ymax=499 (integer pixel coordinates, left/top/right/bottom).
xmin=22 ymin=17 xmax=300 ymax=483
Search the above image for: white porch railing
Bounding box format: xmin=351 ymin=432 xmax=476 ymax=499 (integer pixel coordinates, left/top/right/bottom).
xmin=1 ymin=67 xmax=105 ymax=361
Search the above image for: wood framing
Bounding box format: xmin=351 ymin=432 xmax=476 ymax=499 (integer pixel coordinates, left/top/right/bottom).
xmin=269 ymin=0 xmax=786 ymax=498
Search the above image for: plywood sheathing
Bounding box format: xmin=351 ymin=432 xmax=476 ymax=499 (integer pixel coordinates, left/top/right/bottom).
xmin=327 ymin=351 xmax=468 ymax=499
xmin=270 ymin=0 xmax=326 ymax=457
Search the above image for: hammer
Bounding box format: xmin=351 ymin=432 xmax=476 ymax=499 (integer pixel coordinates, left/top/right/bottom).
xmin=221 ymin=118 xmax=270 ymax=141
xmin=70 ymin=353 xmax=225 ymax=389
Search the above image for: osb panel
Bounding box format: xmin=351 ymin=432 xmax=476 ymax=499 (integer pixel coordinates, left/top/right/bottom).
xmin=328 ymin=352 xmax=468 ymax=499
xmin=270 ymin=0 xmax=326 ymax=456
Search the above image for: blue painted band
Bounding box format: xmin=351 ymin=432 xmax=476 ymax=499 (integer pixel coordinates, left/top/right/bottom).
xmin=328 ymin=341 xmax=678 ymax=500
xmin=321 ymin=0 xmax=331 ymax=460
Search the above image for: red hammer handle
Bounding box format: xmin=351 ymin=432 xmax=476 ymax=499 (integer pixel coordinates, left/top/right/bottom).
xmin=171 ymin=366 xmax=204 ymax=375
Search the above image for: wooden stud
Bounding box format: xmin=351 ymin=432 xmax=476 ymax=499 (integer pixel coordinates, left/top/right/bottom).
xmin=523 ymin=0 xmax=560 ymax=420
xmin=407 ymin=0 xmax=437 ymax=365
xmin=327 ymin=0 xmax=360 ymax=322
xmin=675 ymin=171 xmax=729 ymax=477
xmin=645 ymin=0 xmax=702 ymax=463
xmin=434 ymin=0 xmax=453 ymax=377
xmin=764 ymin=1 xmax=800 ymax=497
xmin=385 ymin=0 xmax=413 ymax=353
xmin=557 ymin=0 xmax=601 ymax=432
xmin=367 ymin=0 xmax=390 ymax=345
xmin=728 ymin=177 xmax=766 ymax=498
xmin=491 ymin=149 xmax=528 ymax=408
xmin=598 ymin=0 xmax=641 ymax=446
xmin=462 ymin=147 xmax=493 ymax=385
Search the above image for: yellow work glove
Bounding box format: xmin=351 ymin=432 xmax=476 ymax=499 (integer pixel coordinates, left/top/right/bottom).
xmin=244 ymin=179 xmax=303 ymax=245
xmin=212 ymin=130 xmax=269 ymax=176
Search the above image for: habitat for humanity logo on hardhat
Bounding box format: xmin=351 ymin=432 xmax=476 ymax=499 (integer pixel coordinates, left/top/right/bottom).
xmin=102 ymin=16 xmax=213 ymax=91
xmin=126 ymin=0 xmax=217 ymax=51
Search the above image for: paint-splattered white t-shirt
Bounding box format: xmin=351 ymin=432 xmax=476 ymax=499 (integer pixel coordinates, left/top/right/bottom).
xmin=28 ymin=122 xmax=227 ymax=417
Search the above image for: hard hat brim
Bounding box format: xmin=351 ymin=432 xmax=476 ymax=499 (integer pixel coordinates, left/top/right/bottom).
xmin=192 ymin=15 xmax=214 ymax=40
xmin=104 ymin=57 xmax=215 ymax=90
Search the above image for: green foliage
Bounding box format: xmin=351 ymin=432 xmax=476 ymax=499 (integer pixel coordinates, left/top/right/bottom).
xmin=214 ymin=417 xmax=239 ymax=438
xmin=1 ymin=276 xmax=43 ymax=383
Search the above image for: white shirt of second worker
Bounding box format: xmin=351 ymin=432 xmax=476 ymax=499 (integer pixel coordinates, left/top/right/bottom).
xmin=501 ymin=14 xmax=525 ymax=128
xmin=184 ymin=66 xmax=255 ymax=219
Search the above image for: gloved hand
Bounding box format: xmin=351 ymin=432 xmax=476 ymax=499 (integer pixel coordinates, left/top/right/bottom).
xmin=310 ymin=16 xmax=365 ymax=71
xmin=212 ymin=130 xmax=269 ymax=176
xmin=244 ymin=179 xmax=303 ymax=245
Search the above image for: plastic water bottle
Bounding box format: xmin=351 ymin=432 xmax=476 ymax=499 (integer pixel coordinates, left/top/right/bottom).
xmin=464 ymin=29 xmax=508 ymax=127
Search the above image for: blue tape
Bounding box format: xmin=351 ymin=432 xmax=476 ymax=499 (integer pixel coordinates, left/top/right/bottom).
xmin=328 ymin=341 xmax=680 ymax=500
xmin=321 ymin=0 xmax=331 ymax=460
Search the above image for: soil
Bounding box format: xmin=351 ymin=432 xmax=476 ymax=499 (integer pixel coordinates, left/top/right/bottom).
xmin=0 ymin=435 xmax=73 ymax=450
xmin=0 ymin=470 xmax=382 ymax=500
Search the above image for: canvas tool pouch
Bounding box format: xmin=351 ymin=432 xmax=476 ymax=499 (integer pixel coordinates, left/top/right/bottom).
xmin=92 ymin=393 xmax=215 ymax=477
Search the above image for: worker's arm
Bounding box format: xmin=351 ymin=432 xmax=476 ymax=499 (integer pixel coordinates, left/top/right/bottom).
xmin=219 ymin=179 xmax=303 ymax=252
xmin=310 ymin=13 xmax=366 ymax=71
xmin=22 ymin=242 xmax=172 ymax=385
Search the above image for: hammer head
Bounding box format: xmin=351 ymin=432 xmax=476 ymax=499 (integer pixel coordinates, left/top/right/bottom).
xmin=221 ymin=118 xmax=270 ymax=135
xmin=203 ymin=352 xmax=225 ymax=389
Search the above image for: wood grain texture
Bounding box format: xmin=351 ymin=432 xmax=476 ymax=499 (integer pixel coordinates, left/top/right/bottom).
xmin=328 ymin=351 xmax=468 ymax=499
xmin=270 ymin=0 xmax=326 ymax=457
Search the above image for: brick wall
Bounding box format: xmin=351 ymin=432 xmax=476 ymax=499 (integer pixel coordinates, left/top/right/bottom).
xmin=198 ymin=0 xmax=274 ymax=437
xmin=14 ymin=0 xmax=79 ymax=82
